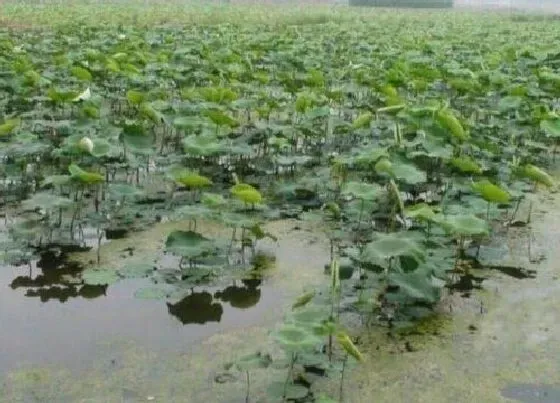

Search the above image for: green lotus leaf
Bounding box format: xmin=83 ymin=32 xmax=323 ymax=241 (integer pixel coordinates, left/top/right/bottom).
xmin=361 ymin=233 xmax=425 ymax=268
xmin=405 ymin=203 xmax=437 ymax=222
xmin=267 ymin=381 xmax=309 ymax=401
xmin=341 ymin=181 xmax=381 ymax=201
xmin=71 ymin=66 xmax=92 ymax=81
xmin=472 ymin=180 xmax=510 ymax=204
xmin=521 ymin=164 xmax=554 ymax=187
xmin=68 ymin=164 xmax=104 ymax=185
xmin=82 ymin=268 xmax=119 ymax=286
xmin=204 ymin=109 xmax=239 ymax=128
xmin=175 ymin=171 xmax=212 ymax=188
xmin=540 ymin=118 xmax=560 ymax=138
xmin=118 ymin=262 xmax=154 ymax=279
xmin=233 ymin=352 xmax=272 ymax=372
xmin=438 ymin=214 xmax=489 ymax=237
xmin=450 ymin=155 xmax=483 ymax=174
xmin=21 ymin=192 xmax=73 ymax=211
xmin=274 ymin=324 xmax=321 ymax=352
xmin=0 ymin=118 xmax=20 ymax=136
xmin=165 ymin=230 xmax=214 ymax=258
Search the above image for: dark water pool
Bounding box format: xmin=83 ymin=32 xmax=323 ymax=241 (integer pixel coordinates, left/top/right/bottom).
xmin=0 ymin=253 xmax=283 ymax=374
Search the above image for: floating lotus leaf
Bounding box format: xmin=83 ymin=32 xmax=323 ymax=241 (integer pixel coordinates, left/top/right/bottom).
xmin=232 ymin=352 xmax=272 ymax=372
xmin=165 ymin=230 xmax=214 ymax=258
xmin=274 ymin=324 xmax=321 ymax=352
xmin=118 ymin=262 xmax=154 ymax=279
xmin=267 ymin=381 xmax=309 ymax=401
xmin=82 ymin=268 xmax=119 ymax=286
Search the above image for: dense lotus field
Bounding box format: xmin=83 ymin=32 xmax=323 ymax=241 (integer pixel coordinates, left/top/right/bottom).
xmin=1 ymin=4 xmax=560 ymax=402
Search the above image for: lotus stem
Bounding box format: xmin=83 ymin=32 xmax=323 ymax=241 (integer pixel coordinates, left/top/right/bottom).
xmin=339 ymin=355 xmax=348 ymax=402
xmin=245 ymin=371 xmax=250 ymax=403
xmin=282 ymin=353 xmax=296 ymax=402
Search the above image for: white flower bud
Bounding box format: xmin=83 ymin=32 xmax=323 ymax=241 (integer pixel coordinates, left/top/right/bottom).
xmin=78 ymin=136 xmax=94 ymax=154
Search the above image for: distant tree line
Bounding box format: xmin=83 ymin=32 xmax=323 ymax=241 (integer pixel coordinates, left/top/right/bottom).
xmin=349 ymin=0 xmax=453 ymax=7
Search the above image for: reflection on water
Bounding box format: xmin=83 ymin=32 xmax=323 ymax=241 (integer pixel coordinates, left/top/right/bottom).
xmin=166 ymin=279 xmax=263 ymax=325
xmin=0 ymin=251 xmax=278 ymax=373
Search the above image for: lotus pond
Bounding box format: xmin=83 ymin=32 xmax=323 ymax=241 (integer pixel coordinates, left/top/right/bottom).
xmin=1 ymin=3 xmax=560 ymax=402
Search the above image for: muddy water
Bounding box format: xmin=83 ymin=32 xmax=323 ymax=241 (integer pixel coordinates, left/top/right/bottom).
xmin=0 ymin=219 xmax=330 ymax=402
xmin=313 ymin=192 xmax=560 ymax=403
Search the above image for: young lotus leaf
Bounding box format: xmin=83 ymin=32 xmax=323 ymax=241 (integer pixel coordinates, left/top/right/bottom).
xmin=274 ymin=324 xmax=321 ymax=352
xmin=361 ymin=233 xmax=425 ymax=268
xmin=204 ymin=109 xmax=239 ymax=128
xmin=82 ymin=268 xmax=119 ymax=286
xmin=126 ymin=90 xmax=146 ymax=105
xmin=374 ymin=158 xmax=393 ymax=175
xmin=435 ymin=108 xmax=468 ymax=141
xmin=439 ymin=214 xmax=489 ymax=237
xmin=175 ymin=172 xmax=212 ymax=188
xmin=70 ymin=66 xmax=92 ymax=81
xmin=165 ymin=230 xmax=214 ymax=258
xmin=351 ymin=112 xmax=373 ymax=130
xmin=341 ymin=181 xmax=381 ymax=201
xmin=292 ymin=290 xmax=316 ymax=310
xmin=540 ymin=118 xmax=560 ymax=138
xmin=336 ymin=332 xmax=364 ymax=362
xmin=521 ymin=164 xmax=554 ymax=187
xmin=472 ymin=180 xmax=510 ymax=204
xmin=0 ymin=118 xmax=20 ymax=137
xmin=68 ymin=164 xmax=104 ymax=185
xmin=405 ymin=203 xmax=437 ymax=222
xmin=450 ymin=155 xmax=483 ymax=174
xmin=233 ymin=189 xmax=262 ymax=205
